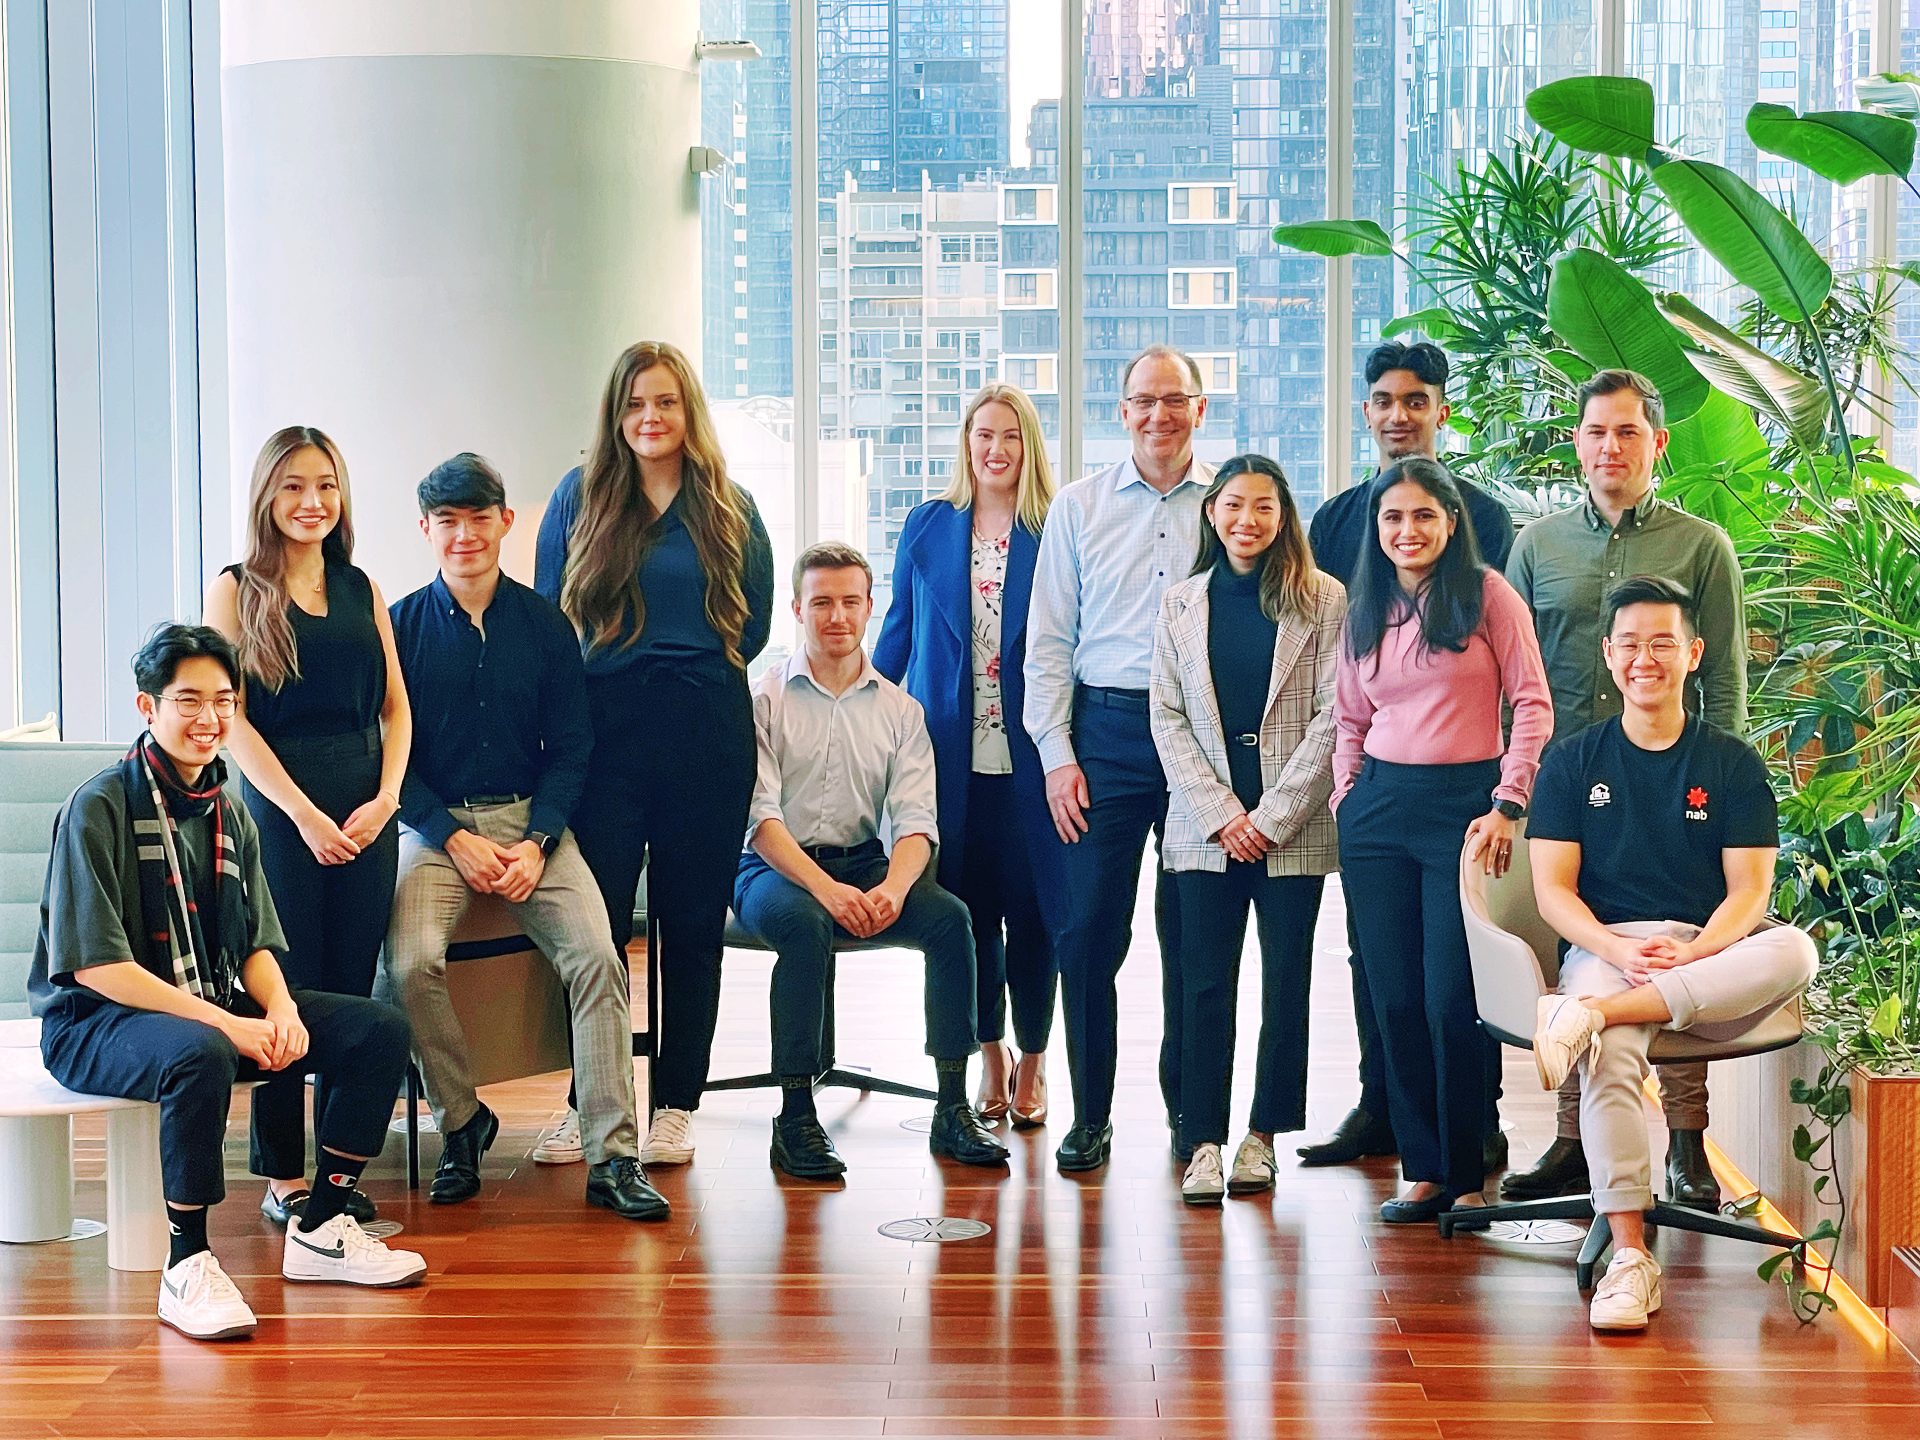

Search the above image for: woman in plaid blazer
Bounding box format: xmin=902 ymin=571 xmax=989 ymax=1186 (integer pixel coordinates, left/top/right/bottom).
xmin=1148 ymin=454 xmax=1345 ymax=1205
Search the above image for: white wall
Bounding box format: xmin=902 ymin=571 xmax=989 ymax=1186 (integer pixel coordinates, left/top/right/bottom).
xmin=220 ymin=0 xmax=704 ymax=600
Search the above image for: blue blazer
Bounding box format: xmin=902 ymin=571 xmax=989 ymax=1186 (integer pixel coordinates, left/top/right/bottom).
xmin=873 ymin=499 xmax=1062 ymax=918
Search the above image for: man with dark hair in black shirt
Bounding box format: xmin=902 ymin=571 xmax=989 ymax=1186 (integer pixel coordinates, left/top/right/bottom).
xmin=31 ymin=623 xmax=427 ymax=1342
xmin=1527 ymin=576 xmax=1815 ymax=1331
xmin=1298 ymin=338 xmax=1515 ymax=1171
xmin=383 ymin=454 xmax=666 ymax=1221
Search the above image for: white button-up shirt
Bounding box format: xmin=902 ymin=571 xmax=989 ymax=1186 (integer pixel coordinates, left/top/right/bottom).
xmin=1023 ymin=453 xmax=1214 ymax=770
xmin=746 ymin=650 xmax=940 ymax=850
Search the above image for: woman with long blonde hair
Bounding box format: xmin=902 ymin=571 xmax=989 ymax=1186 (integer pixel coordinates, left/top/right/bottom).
xmin=203 ymin=424 xmax=412 ymax=1226
xmin=535 ymin=341 xmax=773 ymax=1169
xmin=873 ymin=383 xmax=1062 ymax=1127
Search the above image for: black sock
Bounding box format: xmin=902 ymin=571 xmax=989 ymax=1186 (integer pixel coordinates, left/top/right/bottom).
xmin=167 ymin=1205 xmax=209 ymax=1268
xmin=778 ymin=1077 xmax=817 ymax=1123
xmin=935 ymin=1058 xmax=967 ymax=1108
xmin=298 ymin=1151 xmax=369 ymax=1231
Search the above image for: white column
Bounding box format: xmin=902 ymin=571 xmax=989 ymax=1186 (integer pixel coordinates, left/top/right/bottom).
xmin=104 ymin=1105 xmax=167 ymax=1272
xmin=220 ymin=1 xmax=705 ymax=594
xmin=1324 ymin=0 xmax=1355 ymax=496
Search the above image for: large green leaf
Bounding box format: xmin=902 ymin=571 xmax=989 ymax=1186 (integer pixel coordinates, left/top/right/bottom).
xmin=1746 ymin=102 xmax=1916 ymax=185
xmin=1658 ymin=293 xmax=1832 ymax=452
xmin=1651 ymin=160 xmax=1832 ymax=322
xmin=1525 ymin=77 xmax=1657 ymax=158
xmin=1545 ymin=249 xmax=1708 ymax=422
xmin=1380 ymin=307 xmax=1463 ymax=342
xmin=1269 ymin=220 xmax=1393 ymax=258
xmin=1663 ymin=388 xmax=1773 ymax=474
xmin=1660 ymin=455 xmax=1787 ymax=552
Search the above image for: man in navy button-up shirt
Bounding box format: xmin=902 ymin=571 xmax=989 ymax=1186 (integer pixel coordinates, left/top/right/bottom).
xmin=382 ymin=454 xmax=664 ymax=1223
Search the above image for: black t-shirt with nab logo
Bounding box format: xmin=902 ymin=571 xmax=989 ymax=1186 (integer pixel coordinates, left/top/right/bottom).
xmin=1528 ymin=716 xmax=1778 ymax=928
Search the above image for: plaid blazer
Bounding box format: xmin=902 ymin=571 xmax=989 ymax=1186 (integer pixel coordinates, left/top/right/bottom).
xmin=1149 ymin=568 xmax=1345 ymax=875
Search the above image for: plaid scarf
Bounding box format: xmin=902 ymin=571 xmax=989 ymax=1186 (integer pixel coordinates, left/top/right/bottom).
xmin=121 ymin=732 xmax=248 ymax=1008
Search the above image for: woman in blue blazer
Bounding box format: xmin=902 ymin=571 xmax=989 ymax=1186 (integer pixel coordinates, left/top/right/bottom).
xmin=875 ymin=383 xmax=1061 ymax=1126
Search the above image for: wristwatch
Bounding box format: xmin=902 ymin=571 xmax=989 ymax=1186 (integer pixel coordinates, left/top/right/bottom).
xmin=528 ymin=831 xmax=560 ymax=858
xmin=1492 ymin=798 xmax=1525 ymax=821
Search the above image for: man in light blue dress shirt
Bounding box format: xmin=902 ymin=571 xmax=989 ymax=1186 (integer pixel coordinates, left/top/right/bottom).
xmin=1025 ymin=346 xmax=1215 ymax=1172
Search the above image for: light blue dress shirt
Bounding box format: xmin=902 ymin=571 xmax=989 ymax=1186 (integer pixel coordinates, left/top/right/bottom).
xmin=1023 ymin=454 xmax=1214 ymax=771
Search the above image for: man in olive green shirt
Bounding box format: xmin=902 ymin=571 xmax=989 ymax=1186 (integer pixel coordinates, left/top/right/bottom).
xmin=1501 ymin=369 xmax=1748 ymax=1210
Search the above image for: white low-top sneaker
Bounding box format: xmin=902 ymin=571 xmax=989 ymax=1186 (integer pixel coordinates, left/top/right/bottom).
xmin=1181 ymin=1143 xmax=1226 ymax=1206
xmin=1589 ymin=1247 xmax=1662 ymax=1331
xmin=1533 ymin=993 xmax=1604 ymax=1091
xmin=1227 ymin=1133 xmax=1277 ymax=1195
xmin=158 ymin=1250 xmax=257 ymax=1341
xmin=532 ymin=1108 xmax=584 ymax=1165
xmin=283 ymin=1213 xmax=427 ymax=1288
xmin=641 ymin=1107 xmax=696 ymax=1166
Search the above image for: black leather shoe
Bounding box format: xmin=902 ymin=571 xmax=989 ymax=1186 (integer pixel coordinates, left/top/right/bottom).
xmin=1498 ymin=1135 xmax=1588 ymax=1200
xmin=1379 ymin=1190 xmax=1454 ymax=1225
xmin=1483 ymin=1129 xmax=1510 ymax=1176
xmin=259 ymin=1187 xmax=310 ymax=1225
xmin=1666 ymin=1128 xmax=1720 ymax=1211
xmin=929 ymin=1103 xmax=1010 ymax=1167
xmin=587 ymin=1156 xmax=670 ymax=1221
xmin=1296 ymin=1107 xmax=1396 ymax=1166
xmin=430 ymin=1103 xmax=498 ymax=1205
xmin=770 ymin=1116 xmax=847 ymax=1180
xmin=1055 ymin=1122 xmax=1113 ymax=1173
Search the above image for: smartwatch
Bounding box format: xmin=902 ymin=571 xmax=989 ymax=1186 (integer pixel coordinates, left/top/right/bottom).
xmin=528 ymin=831 xmax=560 ymax=858
xmin=1492 ymin=798 xmax=1525 ymax=821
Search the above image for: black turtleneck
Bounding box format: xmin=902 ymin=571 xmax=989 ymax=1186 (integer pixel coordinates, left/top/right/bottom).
xmin=1206 ymin=562 xmax=1278 ymax=810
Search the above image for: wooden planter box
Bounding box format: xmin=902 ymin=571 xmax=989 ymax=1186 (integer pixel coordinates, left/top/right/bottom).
xmin=1713 ymin=1048 xmax=1920 ymax=1309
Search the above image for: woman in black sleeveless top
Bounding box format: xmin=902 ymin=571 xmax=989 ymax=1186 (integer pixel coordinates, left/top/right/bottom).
xmin=204 ymin=425 xmax=412 ymax=1224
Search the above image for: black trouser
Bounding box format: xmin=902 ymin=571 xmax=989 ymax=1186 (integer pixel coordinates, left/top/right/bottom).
xmin=572 ymin=662 xmax=756 ymax=1113
xmin=958 ymin=771 xmax=1056 ymax=1052
xmin=732 ymin=843 xmax=978 ymax=1076
xmin=1053 ymin=687 xmax=1182 ymax=1130
xmin=1337 ymin=756 xmax=1498 ymax=1199
xmin=243 ymin=729 xmax=398 ymax=1179
xmin=41 ymin=990 xmax=408 ymax=1207
xmin=1175 ymin=867 xmax=1324 ymax=1148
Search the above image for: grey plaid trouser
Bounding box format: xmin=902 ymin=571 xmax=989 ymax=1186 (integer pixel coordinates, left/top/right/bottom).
xmin=382 ymin=801 xmax=638 ymax=1163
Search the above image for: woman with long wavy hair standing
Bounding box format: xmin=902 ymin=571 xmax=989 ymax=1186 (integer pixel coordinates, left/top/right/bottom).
xmin=535 ymin=341 xmax=774 ymax=1169
xmin=204 ymin=425 xmax=412 ymax=1226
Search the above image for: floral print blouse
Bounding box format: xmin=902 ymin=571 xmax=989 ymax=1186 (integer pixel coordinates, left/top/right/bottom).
xmin=970 ymin=529 xmax=1014 ymax=774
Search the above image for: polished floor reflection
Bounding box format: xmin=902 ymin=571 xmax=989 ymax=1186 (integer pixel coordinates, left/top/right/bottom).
xmin=4 ymin=880 xmax=1917 ymax=1438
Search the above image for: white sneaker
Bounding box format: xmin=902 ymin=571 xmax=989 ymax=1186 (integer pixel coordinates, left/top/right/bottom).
xmin=1589 ymin=1247 xmax=1663 ymax=1331
xmin=1181 ymin=1143 xmax=1226 ymax=1206
xmin=157 ymin=1250 xmax=257 ymax=1341
xmin=532 ymin=1108 xmax=584 ymax=1165
xmin=1227 ymin=1133 xmax=1277 ymax=1195
xmin=641 ymin=1107 xmax=696 ymax=1165
xmin=282 ymin=1213 xmax=427 ymax=1288
xmin=1533 ymin=993 xmax=1604 ymax=1091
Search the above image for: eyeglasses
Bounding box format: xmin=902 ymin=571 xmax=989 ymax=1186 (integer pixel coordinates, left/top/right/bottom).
xmin=1607 ymin=638 xmax=1683 ymax=660
xmin=156 ymin=693 xmax=239 ymax=718
xmin=1123 ymin=393 xmax=1200 ymax=417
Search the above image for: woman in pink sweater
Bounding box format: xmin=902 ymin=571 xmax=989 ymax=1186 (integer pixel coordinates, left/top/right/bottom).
xmin=1331 ymin=457 xmax=1552 ymax=1224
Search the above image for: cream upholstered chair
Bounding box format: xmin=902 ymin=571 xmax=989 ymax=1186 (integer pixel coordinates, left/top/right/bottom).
xmin=1442 ymin=821 xmax=1810 ymax=1289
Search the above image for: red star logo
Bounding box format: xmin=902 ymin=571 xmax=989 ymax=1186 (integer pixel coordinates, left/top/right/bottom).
xmin=1687 ymin=786 xmax=1708 ymax=808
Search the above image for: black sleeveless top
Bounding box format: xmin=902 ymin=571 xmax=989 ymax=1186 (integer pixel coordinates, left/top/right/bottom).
xmin=223 ymin=561 xmax=386 ymax=741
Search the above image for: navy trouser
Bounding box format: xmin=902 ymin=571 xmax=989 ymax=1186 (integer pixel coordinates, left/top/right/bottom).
xmin=1053 ymin=687 xmax=1182 ymax=1130
xmin=1336 ymin=756 xmax=1499 ymax=1198
xmin=243 ymin=732 xmax=398 ymax=1179
xmin=1175 ymin=867 xmax=1324 ymax=1148
xmin=733 ymin=843 xmax=978 ymax=1077
xmin=958 ymin=771 xmax=1056 ymax=1052
xmin=41 ymin=989 xmax=409 ymax=1206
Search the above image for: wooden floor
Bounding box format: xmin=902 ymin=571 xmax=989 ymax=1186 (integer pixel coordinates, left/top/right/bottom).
xmin=5 ymin=878 xmax=1918 ymax=1438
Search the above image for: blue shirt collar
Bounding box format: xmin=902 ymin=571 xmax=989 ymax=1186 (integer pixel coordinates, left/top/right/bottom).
xmin=1114 ymin=454 xmax=1208 ymax=495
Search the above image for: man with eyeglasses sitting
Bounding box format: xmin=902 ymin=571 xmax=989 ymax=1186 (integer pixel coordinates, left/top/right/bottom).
xmin=1527 ymin=575 xmax=1812 ymax=1331
xmin=1025 ymin=344 xmax=1215 ymax=1173
xmin=28 ymin=623 xmax=427 ymax=1341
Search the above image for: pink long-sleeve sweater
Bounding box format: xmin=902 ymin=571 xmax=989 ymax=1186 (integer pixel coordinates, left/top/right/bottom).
xmin=1331 ymin=568 xmax=1553 ymax=811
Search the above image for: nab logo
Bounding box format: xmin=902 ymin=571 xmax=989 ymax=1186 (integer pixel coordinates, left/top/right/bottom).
xmin=1587 ymin=783 xmax=1611 ymax=808
xmin=1685 ymin=785 xmax=1709 ymax=822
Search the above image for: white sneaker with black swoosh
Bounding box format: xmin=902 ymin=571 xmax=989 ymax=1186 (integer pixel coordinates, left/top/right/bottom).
xmin=158 ymin=1250 xmax=257 ymax=1340
xmin=282 ymin=1212 xmax=427 ymax=1288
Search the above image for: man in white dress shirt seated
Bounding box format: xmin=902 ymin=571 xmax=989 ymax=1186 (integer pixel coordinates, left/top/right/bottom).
xmin=733 ymin=541 xmax=1011 ymax=1180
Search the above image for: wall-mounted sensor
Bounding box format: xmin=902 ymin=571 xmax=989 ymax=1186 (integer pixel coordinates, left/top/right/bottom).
xmin=697 ymin=39 xmax=763 ymax=61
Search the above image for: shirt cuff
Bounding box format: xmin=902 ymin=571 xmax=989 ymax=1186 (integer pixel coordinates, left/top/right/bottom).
xmin=413 ymin=810 xmax=461 ymax=849
xmin=1036 ymin=730 xmax=1078 ymax=772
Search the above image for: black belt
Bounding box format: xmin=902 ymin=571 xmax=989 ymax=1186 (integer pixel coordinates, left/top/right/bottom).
xmin=458 ymin=793 xmax=531 ymax=808
xmin=270 ymin=724 xmax=381 ymax=760
xmin=802 ymin=839 xmax=885 ymax=862
xmin=1081 ymin=684 xmax=1150 ymax=711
